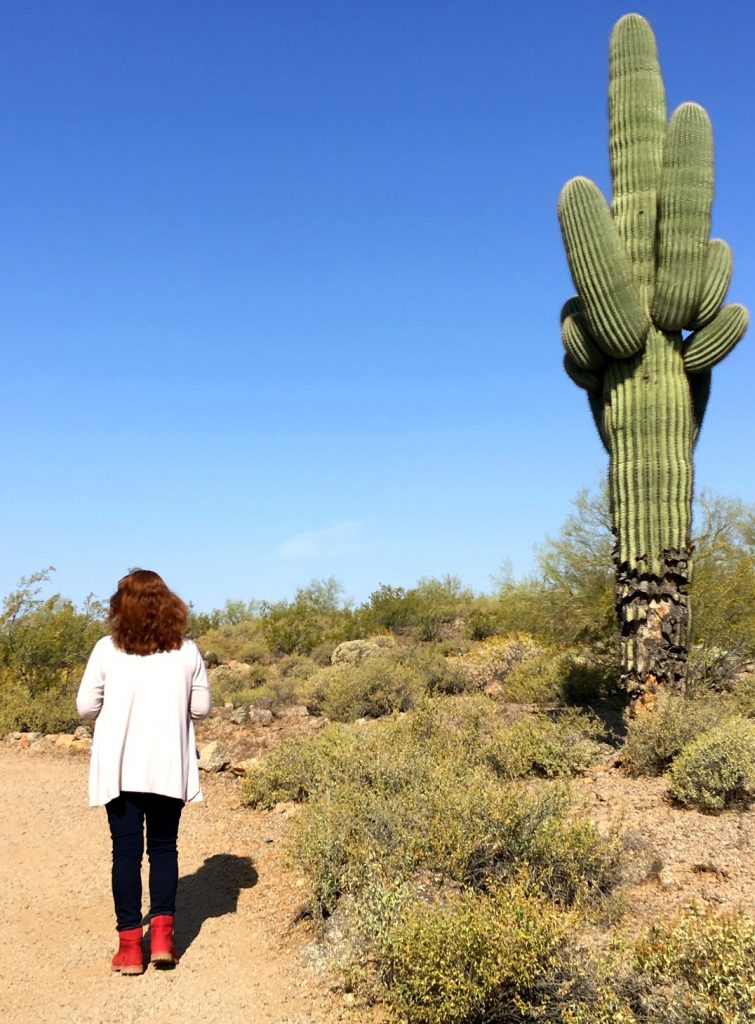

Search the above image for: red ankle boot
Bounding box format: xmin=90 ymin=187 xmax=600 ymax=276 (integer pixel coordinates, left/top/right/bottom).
xmin=150 ymin=915 xmax=179 ymax=966
xmin=111 ymin=927 xmax=144 ymax=974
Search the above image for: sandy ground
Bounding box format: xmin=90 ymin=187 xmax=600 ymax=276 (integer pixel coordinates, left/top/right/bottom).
xmin=3 ymin=732 xmax=754 ymax=1024
xmin=574 ymin=768 xmax=755 ymax=926
xmin=0 ymin=747 xmax=351 ymax=1024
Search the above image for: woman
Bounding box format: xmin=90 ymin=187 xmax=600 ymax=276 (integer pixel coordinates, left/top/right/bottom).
xmin=77 ymin=569 xmax=211 ymax=975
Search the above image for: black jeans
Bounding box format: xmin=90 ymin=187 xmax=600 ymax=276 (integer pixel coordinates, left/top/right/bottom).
xmin=105 ymin=791 xmax=184 ymax=931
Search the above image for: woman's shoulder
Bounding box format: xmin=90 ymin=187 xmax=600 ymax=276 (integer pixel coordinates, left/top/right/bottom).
xmin=92 ymin=634 xmax=117 ymax=656
xmin=178 ymin=638 xmax=202 ymax=662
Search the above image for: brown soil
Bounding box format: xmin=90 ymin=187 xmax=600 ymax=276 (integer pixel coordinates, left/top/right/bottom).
xmin=0 ymin=742 xmax=368 ymax=1024
xmin=2 ymin=715 xmax=753 ymax=1024
xmin=574 ymin=767 xmax=755 ymax=926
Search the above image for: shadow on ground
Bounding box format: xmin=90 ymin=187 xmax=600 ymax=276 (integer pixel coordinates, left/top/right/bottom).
xmin=172 ymin=853 xmax=258 ymax=954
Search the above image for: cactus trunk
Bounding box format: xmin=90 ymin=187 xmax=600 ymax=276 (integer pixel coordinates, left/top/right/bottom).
xmin=605 ymin=328 xmax=693 ymax=704
xmin=558 ymin=15 xmax=748 ymax=708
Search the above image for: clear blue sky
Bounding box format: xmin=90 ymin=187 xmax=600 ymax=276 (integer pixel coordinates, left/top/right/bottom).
xmin=2 ymin=0 xmax=753 ymax=611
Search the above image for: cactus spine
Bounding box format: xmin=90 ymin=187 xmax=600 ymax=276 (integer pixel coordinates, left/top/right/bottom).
xmin=558 ymin=15 xmax=748 ymax=706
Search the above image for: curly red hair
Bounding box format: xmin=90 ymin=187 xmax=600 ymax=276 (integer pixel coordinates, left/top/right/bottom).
xmin=109 ymin=569 xmax=188 ymax=656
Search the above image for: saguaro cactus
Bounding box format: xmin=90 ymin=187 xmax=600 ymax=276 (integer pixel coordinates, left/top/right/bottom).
xmin=558 ymin=14 xmax=748 ymax=707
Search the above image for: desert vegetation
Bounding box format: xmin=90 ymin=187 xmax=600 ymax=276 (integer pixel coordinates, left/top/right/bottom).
xmin=2 ymin=489 xmax=755 ymax=1020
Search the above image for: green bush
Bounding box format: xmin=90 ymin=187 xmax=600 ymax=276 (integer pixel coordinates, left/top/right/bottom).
xmin=301 ymin=655 xmax=422 ymax=721
xmin=731 ymin=673 xmax=755 ymax=718
xmin=281 ymin=708 xmax=621 ymax=916
xmin=194 ymin=625 xmax=269 ymax=665
xmin=464 ymin=599 xmax=504 ymax=640
xmin=634 ymin=905 xmax=755 ymax=1022
xmin=358 ymin=583 xmax=415 ymax=633
xmin=356 ymin=576 xmax=475 ymax=641
xmin=406 ymin=644 xmax=471 ymax=696
xmin=561 ymin=652 xmax=615 ymax=703
xmin=484 ymin=709 xmax=605 ymax=780
xmin=330 ymin=635 xmax=395 ymax=666
xmin=260 ymin=578 xmax=356 ymax=656
xmin=381 ymin=881 xmax=570 ymax=1024
xmin=668 ymin=717 xmax=755 ymax=811
xmin=408 ymin=576 xmax=475 ymax=642
xmin=623 ymin=695 xmax=731 ymax=776
xmin=0 ymin=569 xmax=106 ymax=734
xmin=275 ymin=653 xmax=320 ymax=681
xmin=209 ymin=663 xmax=268 ymax=705
xmin=454 ymin=633 xmax=543 ymax=691
xmin=243 ymin=723 xmax=362 ymax=807
xmin=460 ymin=642 xmax=611 ymax=705
xmin=0 ymin=671 xmax=82 ymax=734
xmin=505 ymin=651 xmax=573 ymax=704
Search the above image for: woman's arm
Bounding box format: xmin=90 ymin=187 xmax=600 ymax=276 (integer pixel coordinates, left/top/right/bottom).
xmin=76 ymin=640 xmax=106 ymax=720
xmin=190 ymin=645 xmax=212 ymax=720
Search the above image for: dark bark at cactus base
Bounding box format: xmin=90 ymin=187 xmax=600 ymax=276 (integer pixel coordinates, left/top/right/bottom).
xmin=616 ymin=548 xmax=691 ymax=710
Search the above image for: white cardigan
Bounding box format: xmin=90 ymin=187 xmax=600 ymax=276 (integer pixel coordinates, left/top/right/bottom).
xmin=77 ymin=636 xmax=212 ymax=807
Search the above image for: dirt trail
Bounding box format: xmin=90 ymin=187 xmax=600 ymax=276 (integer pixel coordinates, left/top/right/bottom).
xmin=0 ymin=747 xmax=348 ymax=1024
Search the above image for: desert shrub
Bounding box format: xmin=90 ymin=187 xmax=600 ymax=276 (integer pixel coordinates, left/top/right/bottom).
xmin=409 ymin=576 xmax=475 ymax=642
xmin=243 ymin=723 xmax=362 ymax=808
xmin=730 ymin=672 xmax=755 ymax=719
xmin=503 ymin=650 xmax=614 ymax=705
xmin=668 ymin=717 xmax=755 ymax=811
xmin=209 ymin=663 xmax=268 ymax=704
xmin=275 ymin=653 xmax=320 ymax=681
xmin=260 ymin=578 xmax=356 ymax=655
xmin=633 ymin=905 xmax=755 ymax=1023
xmin=301 ymin=655 xmax=422 ymax=721
xmin=405 ymin=691 xmax=499 ymax=742
xmin=455 ymin=634 xmax=543 ymax=690
xmin=505 ymin=651 xmax=574 ymax=704
xmin=560 ymin=653 xmax=616 ymax=703
xmin=246 ymin=673 xmax=303 ymax=710
xmin=464 ymin=598 xmax=503 ymax=640
xmin=330 ymin=635 xmax=395 ymax=666
xmin=0 ymin=570 xmax=107 ymax=733
xmin=483 ymin=709 xmax=605 ymax=780
xmin=407 ymin=645 xmax=471 ymax=695
xmin=245 ymin=694 xmax=606 ymax=802
xmin=244 ymin=696 xmax=488 ymax=809
xmin=0 ymin=671 xmax=82 ymax=734
xmin=292 ymin=772 xmax=619 ymax=917
xmin=381 ymin=881 xmax=571 ymax=1024
xmin=377 ymin=898 xmax=755 ymax=1024
xmin=358 ymin=583 xmax=416 ymax=632
xmin=193 ymin=622 xmax=269 ymax=665
xmin=189 ymin=599 xmax=265 ymax=657
xmin=686 ymin=644 xmax=754 ymax=697
xmin=623 ymin=695 xmax=731 ymax=776
xmin=245 ymin=696 xmax=630 ymax=1020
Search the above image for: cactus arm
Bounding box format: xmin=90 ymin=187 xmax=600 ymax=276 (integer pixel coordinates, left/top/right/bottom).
xmin=560 ymin=296 xmax=581 ymax=322
xmin=653 ymin=103 xmax=714 ymax=331
xmin=563 ymin=353 xmax=602 ymax=392
xmin=558 ymin=176 xmax=649 ymax=357
xmin=683 ymin=303 xmax=749 ymax=373
xmin=693 ymin=239 xmax=733 ymax=328
xmin=562 ymin=310 xmax=606 ymax=370
xmin=609 ymin=14 xmax=667 ymax=306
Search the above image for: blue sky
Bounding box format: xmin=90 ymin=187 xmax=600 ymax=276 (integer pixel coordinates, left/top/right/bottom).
xmin=1 ymin=0 xmax=753 ymax=611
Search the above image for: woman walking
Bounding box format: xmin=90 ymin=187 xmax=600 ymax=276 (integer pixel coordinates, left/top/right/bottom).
xmin=77 ymin=569 xmax=211 ymax=975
